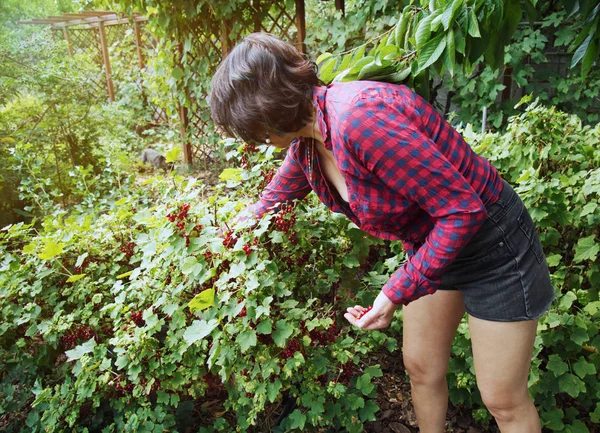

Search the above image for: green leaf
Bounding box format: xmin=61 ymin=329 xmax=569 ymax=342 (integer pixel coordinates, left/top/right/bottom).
xmin=359 ymin=399 xmax=379 ymax=421
xmin=116 ymin=270 xmax=133 ymax=279
xmin=415 ymin=12 xmax=434 ymax=49
xmin=267 ymin=378 xmax=282 ymax=403
xmin=542 ymin=407 xmax=565 ymax=430
xmin=574 ymin=235 xmax=599 ymax=263
xmin=236 ymin=330 xmax=257 ymax=353
xmin=581 ymin=35 xmax=598 ymax=80
xmin=546 ymin=354 xmax=568 ymax=377
xmin=573 ymin=357 xmax=596 ymax=379
xmin=182 ymin=257 xmax=204 ymax=277
xmin=571 ymin=34 xmax=592 ymax=68
xmin=417 ymin=34 xmax=447 ymax=73
xmin=66 ymin=274 xmax=86 ymax=283
xmin=349 ymin=395 xmax=365 ymax=410
xmin=441 ymin=0 xmax=464 ymax=31
xmin=288 ymin=409 xmax=306 ymax=430
xmin=66 ymin=337 xmax=96 ymax=361
xmin=467 ymin=8 xmax=481 ymax=37
xmin=343 ymin=254 xmax=360 ymax=268
xmin=558 ymin=373 xmax=586 ymax=398
xmin=256 ymin=320 xmax=272 ymax=334
xmin=319 ymin=57 xmax=338 ymax=83
xmin=316 ymin=52 xmax=333 ymax=66
xmin=364 ymin=365 xmax=383 ymax=378
xmin=272 ymin=319 xmax=293 ymax=347
xmin=228 ymin=261 xmax=246 ymax=279
xmin=566 ymin=420 xmax=590 ymax=433
xmin=183 ymin=319 xmax=219 ymax=346
xmin=188 ymin=289 xmax=215 ymax=312
xmin=172 ymin=67 xmax=184 ymax=80
xmin=165 ymin=146 xmax=181 ymax=163
xmin=38 ymin=241 xmax=63 ymax=260
xmin=219 ymin=168 xmax=243 ymax=182
xmin=545 ymin=253 xmax=562 ymax=267
xmin=559 ymin=291 xmax=577 ymax=310
xmin=23 ymin=242 xmax=36 ymax=254
xmin=356 ymin=373 xmax=375 ymax=395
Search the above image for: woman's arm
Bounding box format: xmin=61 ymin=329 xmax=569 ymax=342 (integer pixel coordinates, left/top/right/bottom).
xmin=342 ymin=90 xmax=488 ymax=305
xmin=241 ymin=142 xmax=313 ymax=223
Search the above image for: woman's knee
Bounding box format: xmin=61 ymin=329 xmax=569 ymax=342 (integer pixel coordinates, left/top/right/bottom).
xmin=478 ymin=383 xmax=531 ymax=422
xmin=403 ymin=352 xmax=448 ymax=386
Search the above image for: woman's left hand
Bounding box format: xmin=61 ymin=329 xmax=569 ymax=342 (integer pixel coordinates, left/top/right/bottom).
xmin=344 ymin=291 xmax=400 ymax=330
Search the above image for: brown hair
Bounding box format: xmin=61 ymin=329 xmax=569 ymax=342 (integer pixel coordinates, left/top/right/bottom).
xmin=209 ymin=33 xmax=320 ymax=143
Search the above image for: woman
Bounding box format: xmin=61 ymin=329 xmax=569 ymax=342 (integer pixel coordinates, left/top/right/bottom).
xmin=209 ymin=33 xmax=555 ymax=433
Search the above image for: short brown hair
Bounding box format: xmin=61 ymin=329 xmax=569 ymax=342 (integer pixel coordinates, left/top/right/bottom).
xmin=209 ymin=33 xmax=320 ymax=143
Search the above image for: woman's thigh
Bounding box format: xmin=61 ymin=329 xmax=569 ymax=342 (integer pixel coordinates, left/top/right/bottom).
xmin=402 ymin=290 xmax=466 ymax=378
xmin=468 ymin=314 xmax=538 ymax=403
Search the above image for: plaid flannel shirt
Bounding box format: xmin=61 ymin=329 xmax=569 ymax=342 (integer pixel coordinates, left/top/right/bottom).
xmin=247 ymin=81 xmax=503 ymax=305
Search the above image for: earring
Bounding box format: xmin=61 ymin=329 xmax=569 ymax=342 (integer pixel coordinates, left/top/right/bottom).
xmin=265 ymin=132 xmax=270 ymax=144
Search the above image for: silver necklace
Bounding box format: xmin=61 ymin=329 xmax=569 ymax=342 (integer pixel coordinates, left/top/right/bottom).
xmin=307 ymin=139 xmax=314 ymax=179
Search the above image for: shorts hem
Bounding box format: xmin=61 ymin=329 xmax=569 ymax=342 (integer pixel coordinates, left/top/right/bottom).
xmin=465 ymin=295 xmax=554 ymax=323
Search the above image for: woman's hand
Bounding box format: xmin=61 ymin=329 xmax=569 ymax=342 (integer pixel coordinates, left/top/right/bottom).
xmin=344 ymin=291 xmax=400 ymax=330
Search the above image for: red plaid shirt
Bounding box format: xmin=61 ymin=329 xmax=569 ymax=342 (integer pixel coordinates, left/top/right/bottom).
xmin=247 ymin=81 xmax=503 ymax=305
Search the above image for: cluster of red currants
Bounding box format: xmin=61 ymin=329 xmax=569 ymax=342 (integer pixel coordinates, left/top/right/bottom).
xmin=357 ymin=306 xmax=373 ymax=320
xmin=240 ymin=143 xmax=259 ymax=169
xmin=281 ymin=339 xmax=301 ymax=359
xmin=340 ymin=359 xmax=355 ymax=385
xmin=119 ymin=242 xmax=136 ymax=260
xmin=222 ymin=230 xmax=237 ymax=249
xmin=273 ymin=203 xmax=298 ymax=244
xmin=166 ymin=203 xmax=191 ymax=231
xmin=301 ymin=321 xmax=340 ymax=346
xmin=258 ymin=167 xmax=275 ymax=190
xmin=131 ymin=310 xmax=144 ymax=327
xmin=60 ymin=324 xmax=96 ymax=350
xmin=109 ymin=379 xmax=134 ymax=397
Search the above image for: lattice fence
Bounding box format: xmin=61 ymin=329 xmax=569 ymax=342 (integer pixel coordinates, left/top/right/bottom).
xmin=183 ymin=0 xmax=304 ymax=164
xmin=52 ymin=27 xmax=106 ymax=97
xmin=23 ymin=4 xmax=308 ymax=166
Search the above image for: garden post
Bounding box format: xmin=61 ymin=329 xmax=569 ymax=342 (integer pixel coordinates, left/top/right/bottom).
xmin=97 ymin=21 xmax=115 ymax=102
xmin=295 ymin=0 xmax=306 ymax=53
xmin=133 ymin=21 xmax=145 ymax=69
xmin=62 ymin=27 xmax=73 ymax=56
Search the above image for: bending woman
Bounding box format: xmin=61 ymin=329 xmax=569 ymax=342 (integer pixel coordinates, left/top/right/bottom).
xmin=209 ymin=32 xmax=555 ymax=433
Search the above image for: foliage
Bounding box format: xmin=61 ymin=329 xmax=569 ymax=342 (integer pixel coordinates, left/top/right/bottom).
xmin=0 ymin=141 xmax=398 ymax=432
xmin=315 ymin=0 xmax=533 ymax=98
xmin=564 ymin=0 xmax=600 ymax=80
xmin=450 ymin=98 xmax=600 ymax=431
xmin=0 ymin=31 xmax=140 ymax=223
xmin=304 ymin=0 xmax=403 ymax=54
xmin=443 ymin=5 xmax=600 ymax=130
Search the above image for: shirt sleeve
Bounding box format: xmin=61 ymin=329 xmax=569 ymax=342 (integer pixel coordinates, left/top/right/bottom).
xmin=342 ymin=93 xmax=488 ymax=305
xmin=241 ymin=142 xmax=312 ymax=222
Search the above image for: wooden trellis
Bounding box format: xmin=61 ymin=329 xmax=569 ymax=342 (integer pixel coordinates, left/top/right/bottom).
xmin=18 ymin=1 xmax=347 ymax=167
xmin=18 ymin=12 xmax=149 ymax=103
xmin=181 ymin=0 xmax=310 ymax=166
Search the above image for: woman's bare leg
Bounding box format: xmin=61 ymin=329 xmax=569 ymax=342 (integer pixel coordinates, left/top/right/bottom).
xmin=402 ymin=291 xmax=466 ymax=433
xmin=468 ymin=315 xmax=541 ymax=433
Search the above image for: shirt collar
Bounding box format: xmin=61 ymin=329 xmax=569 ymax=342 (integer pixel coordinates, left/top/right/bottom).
xmin=313 ymin=85 xmax=331 ymax=150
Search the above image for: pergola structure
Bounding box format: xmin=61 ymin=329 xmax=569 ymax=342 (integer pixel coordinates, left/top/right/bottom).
xmin=17 ymin=1 xmax=346 ymax=166
xmin=18 ymin=12 xmax=148 ymax=102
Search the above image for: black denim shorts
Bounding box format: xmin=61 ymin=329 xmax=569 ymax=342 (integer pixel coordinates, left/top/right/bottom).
xmin=439 ymin=179 xmax=556 ymax=322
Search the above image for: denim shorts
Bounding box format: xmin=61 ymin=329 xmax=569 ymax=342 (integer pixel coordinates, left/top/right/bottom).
xmin=439 ymin=179 xmax=556 ymax=322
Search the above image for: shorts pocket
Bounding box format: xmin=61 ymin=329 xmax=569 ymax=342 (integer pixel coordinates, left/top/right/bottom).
xmin=451 ymin=238 xmax=507 ymax=266
xmin=517 ymin=208 xmax=544 ymax=264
